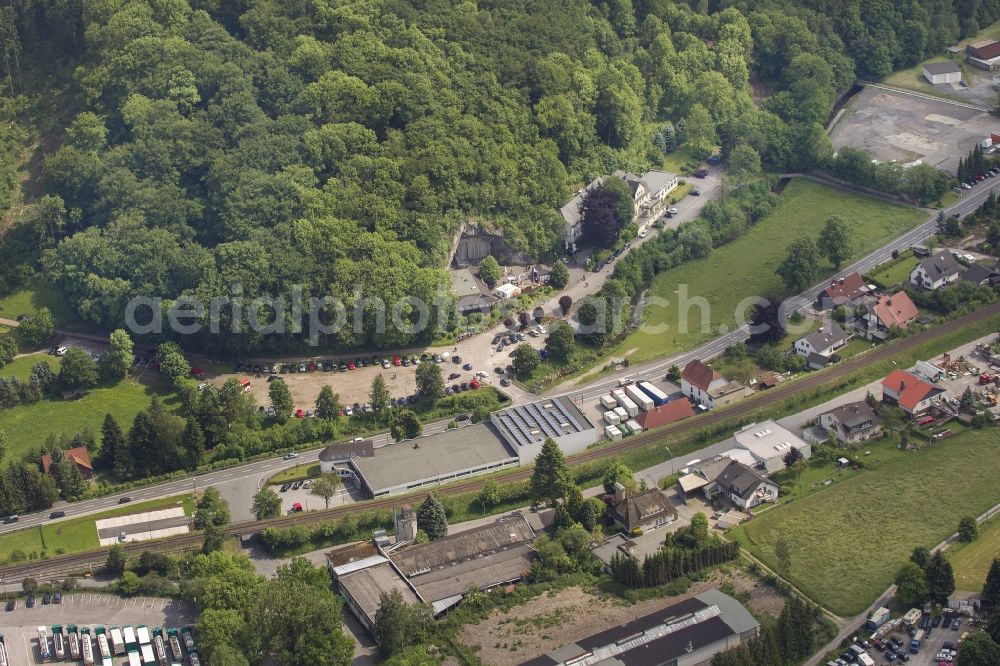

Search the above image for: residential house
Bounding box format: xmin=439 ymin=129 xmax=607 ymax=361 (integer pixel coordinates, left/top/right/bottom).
xmin=881 ymin=369 xmax=946 ymax=417
xmin=818 ymin=401 xmax=883 ymax=446
xmin=922 ymin=61 xmax=962 ymax=84
xmin=816 ymin=272 xmax=871 ymax=310
xmin=863 ymin=291 xmax=919 ymax=340
xmin=960 ymin=262 xmax=999 ymax=286
xmin=612 ymin=169 xmax=679 ymax=228
xmin=40 ymin=446 xmax=94 ymax=480
xmin=794 ymin=323 xmax=849 ymax=369
xmin=731 ymin=420 xmax=811 ymax=474
xmin=967 ymin=39 xmax=1000 ymax=70
xmin=611 ymin=484 xmax=677 ymax=533
xmin=680 ymin=359 xmax=749 ymax=410
xmin=678 ymin=459 xmax=778 ymax=510
xmin=560 ymin=176 xmax=604 ymax=253
xmin=910 ymin=250 xmax=963 ymax=290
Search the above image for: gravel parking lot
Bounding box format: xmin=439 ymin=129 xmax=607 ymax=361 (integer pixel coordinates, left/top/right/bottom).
xmin=865 ymin=617 xmax=968 ymax=666
xmin=0 ymin=593 xmax=193 ymax=665
xmin=830 ymin=85 xmax=996 ymax=174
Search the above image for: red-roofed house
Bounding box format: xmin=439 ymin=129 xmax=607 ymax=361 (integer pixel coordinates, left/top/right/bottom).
xmin=816 ymin=273 xmax=870 ymax=310
xmin=863 ymin=292 xmax=919 ymax=340
xmin=680 ymin=360 xmax=748 ymax=410
xmin=636 ymin=399 xmax=694 ymax=430
xmin=881 ymin=369 xmax=945 ymax=416
xmin=40 ymin=446 xmax=94 ymax=480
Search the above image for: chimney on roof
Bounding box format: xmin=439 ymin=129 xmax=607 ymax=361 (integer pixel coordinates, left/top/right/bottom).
xmin=614 ymin=481 xmax=626 ymax=504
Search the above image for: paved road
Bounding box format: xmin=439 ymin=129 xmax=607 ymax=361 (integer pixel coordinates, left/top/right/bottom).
xmin=554 ymin=174 xmax=1000 ymax=405
xmin=3 ymin=173 xmax=996 ymax=534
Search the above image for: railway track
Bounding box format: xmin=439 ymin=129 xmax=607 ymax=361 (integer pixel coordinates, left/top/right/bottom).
xmin=3 ymin=302 xmax=998 ymax=580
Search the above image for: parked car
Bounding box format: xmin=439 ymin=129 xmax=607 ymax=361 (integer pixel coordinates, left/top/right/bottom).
xmin=951 ymin=619 xmax=960 ymax=631
xmin=347 ymin=361 xmax=356 ymax=370
xmin=295 ymin=409 xmax=304 ymax=418
xmin=932 ymin=616 xmax=942 ymax=627
xmin=53 ymin=592 xmax=62 ymax=604
xmin=42 ymin=593 xmax=51 ymax=605
xmin=280 ymin=483 xmax=290 ymax=492
xmin=5 ymin=599 xmax=14 ymax=611
xmin=463 ymin=363 xmax=473 ymax=370
xmin=942 ymin=616 xmax=952 ymax=628
xmin=26 ymin=595 xmax=35 ymax=608
xmin=690 ymin=189 xmax=701 ymax=196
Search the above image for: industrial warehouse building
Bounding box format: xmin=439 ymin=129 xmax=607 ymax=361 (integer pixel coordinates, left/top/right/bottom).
xmin=350 ymin=423 xmax=518 ymax=497
xmin=520 ymin=588 xmax=759 ymax=666
xmin=347 ymin=396 xmax=596 ymax=497
xmin=490 ymin=395 xmax=597 ymax=464
xmin=330 ymin=514 xmax=542 ymax=634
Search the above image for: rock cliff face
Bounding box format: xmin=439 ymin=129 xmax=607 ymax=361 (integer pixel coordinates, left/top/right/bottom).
xmin=451 ymin=220 xmax=534 ymax=267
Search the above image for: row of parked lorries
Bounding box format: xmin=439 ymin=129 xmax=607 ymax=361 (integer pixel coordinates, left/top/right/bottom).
xmin=33 ymin=624 xmax=199 ymax=666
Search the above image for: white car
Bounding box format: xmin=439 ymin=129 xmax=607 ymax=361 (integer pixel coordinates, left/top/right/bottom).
xmin=667 ymin=207 xmax=678 ymax=215
xmin=638 ymin=229 xmax=649 ymax=238
xmin=283 ymin=452 xmax=299 ymax=460
xmin=475 ymin=371 xmax=490 ymax=379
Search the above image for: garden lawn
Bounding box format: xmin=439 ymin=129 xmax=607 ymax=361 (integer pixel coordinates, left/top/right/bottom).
xmin=881 ymin=55 xmax=974 ymax=101
xmin=0 ymin=352 xmax=58 ymax=379
xmin=868 ymin=256 xmax=918 ymax=289
xmin=613 ymin=179 xmax=926 ymax=363
xmin=730 ymin=428 xmax=1000 ymax=616
xmin=268 ymin=463 xmax=321 ymax=485
xmin=0 ymin=354 xmax=175 ymax=464
xmin=948 ymin=512 xmax=1000 ymax=592
xmin=0 ymin=494 xmax=194 ymax=563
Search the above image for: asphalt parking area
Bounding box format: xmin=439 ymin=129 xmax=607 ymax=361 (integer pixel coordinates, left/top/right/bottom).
xmin=829 ymin=85 xmax=995 ymax=173
xmin=0 ymin=593 xmax=193 ymax=665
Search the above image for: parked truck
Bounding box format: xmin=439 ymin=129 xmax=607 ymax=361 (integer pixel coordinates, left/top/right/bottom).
xmin=167 ymin=630 xmax=183 ymax=663
xmin=127 ymin=650 xmax=142 ymax=666
xmin=603 ymin=410 xmax=620 ymax=426
xmin=110 ymin=627 xmax=125 ymax=655
xmin=867 ymin=607 xmax=890 ymax=630
xmin=137 ymin=626 xmax=151 ymax=646
xmin=902 ymin=608 xmax=922 ymax=627
xmin=638 ymin=381 xmax=668 ymax=406
xmin=52 ymin=626 xmax=65 ymax=661
xmin=123 ymin=626 xmax=137 ymax=652
xmin=37 ymin=626 xmax=52 ymax=662
xmin=153 ymin=635 xmax=169 ymax=666
xmin=140 ymin=642 xmax=156 ymax=665
xmin=82 ymin=631 xmax=95 ymax=666
xmin=0 ymin=633 xmax=8 ymax=666
xmin=611 ymin=389 xmax=638 ymax=417
xmin=856 ymin=653 xmax=875 ymax=666
xmin=910 ymin=629 xmax=924 ymax=653
xmin=624 ymin=385 xmax=653 ymax=412
xmin=68 ymin=626 xmax=81 ymax=662
xmin=599 ymin=394 xmax=617 ymax=410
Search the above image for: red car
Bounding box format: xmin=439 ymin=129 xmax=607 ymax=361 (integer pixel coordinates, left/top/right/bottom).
xmin=347 ymin=361 xmax=356 ymax=370
xmin=469 ymin=379 xmax=481 ymax=390
xmin=917 ymin=415 xmax=935 ymax=426
xmin=295 ymin=409 xmax=304 ymax=418
xmin=190 ymin=367 xmax=205 ymax=378
xmin=392 ymin=355 xmax=402 ymax=366
xmin=291 ymin=502 xmax=303 ymax=512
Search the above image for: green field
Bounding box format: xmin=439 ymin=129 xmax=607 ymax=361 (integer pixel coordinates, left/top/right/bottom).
xmin=0 ymin=494 xmax=195 ymax=563
xmin=612 ymin=179 xmax=926 ymax=363
xmin=0 ymin=353 xmax=174 ymax=464
xmin=0 ymin=281 xmax=79 ymax=330
xmin=948 ymin=513 xmax=1000 ymax=592
xmin=731 ymin=428 xmax=1000 ymax=616
xmin=0 ymin=352 xmax=58 ymax=379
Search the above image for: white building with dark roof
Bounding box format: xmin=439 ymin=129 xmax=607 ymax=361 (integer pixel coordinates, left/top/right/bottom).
xmin=732 ymin=420 xmax=811 ymax=474
xmin=794 ymin=322 xmax=850 ymax=366
xmin=923 ymin=61 xmax=962 ymax=84
xmin=910 ymin=250 xmax=963 ymax=290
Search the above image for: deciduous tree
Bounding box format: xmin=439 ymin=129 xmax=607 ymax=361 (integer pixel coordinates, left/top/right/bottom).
xmin=369 ymin=374 xmax=390 ymax=412
xmin=549 ymin=261 xmax=569 ymax=289
xmin=478 ymin=256 xmax=502 ymax=288
xmin=390 ymin=409 xmax=422 ymax=441
xmin=817 ymin=216 xmax=851 ymax=269
xmin=895 ymin=562 xmax=929 ymax=607
xmin=776 ymin=238 xmax=819 ymax=292
xmin=252 ymin=487 xmax=281 ymax=520
xmin=546 ymin=322 xmax=575 ymax=362
xmin=58 ymin=347 xmax=99 ymax=390
xmin=309 ymin=474 xmax=339 ymax=509
xmin=415 ymin=362 xmax=444 ymax=404
xmin=315 ymin=386 xmax=341 ymax=420
xmin=511 ymin=344 xmax=540 ymax=377
xmin=100 ymin=329 xmax=134 ymax=379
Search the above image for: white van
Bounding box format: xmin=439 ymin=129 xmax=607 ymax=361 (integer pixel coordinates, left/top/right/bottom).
xmin=55 ymin=346 xmax=68 ymax=356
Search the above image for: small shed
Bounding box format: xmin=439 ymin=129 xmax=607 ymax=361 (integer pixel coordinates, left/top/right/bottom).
xmin=837 ymin=457 xmax=850 ymax=468
xmin=922 ymin=61 xmax=962 ymax=84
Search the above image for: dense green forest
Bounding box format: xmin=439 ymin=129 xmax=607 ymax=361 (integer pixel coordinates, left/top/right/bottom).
xmin=0 ymin=0 xmax=994 ymax=353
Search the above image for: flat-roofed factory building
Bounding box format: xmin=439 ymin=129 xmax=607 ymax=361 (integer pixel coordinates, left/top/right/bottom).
xmin=350 ymin=423 xmax=518 ymax=497
xmin=490 ymin=396 xmax=598 ymax=464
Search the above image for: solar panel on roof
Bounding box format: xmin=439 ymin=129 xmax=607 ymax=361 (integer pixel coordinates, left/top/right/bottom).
xmin=552 ymin=398 xmax=582 ymax=432
xmin=500 ymin=413 xmax=533 ymax=447
xmin=523 ymin=403 xmax=559 ymax=437
xmin=531 ymin=402 xmax=566 ymax=434
xmin=508 ymin=408 xmax=540 ymax=441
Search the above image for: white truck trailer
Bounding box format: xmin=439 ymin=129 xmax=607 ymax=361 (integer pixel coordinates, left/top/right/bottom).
xmin=603 ymin=411 xmax=620 ymax=425
xmin=611 ymin=389 xmax=638 ymax=417
xmin=110 ymin=627 xmax=125 ymax=655
xmin=624 ymin=385 xmax=653 ymax=412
